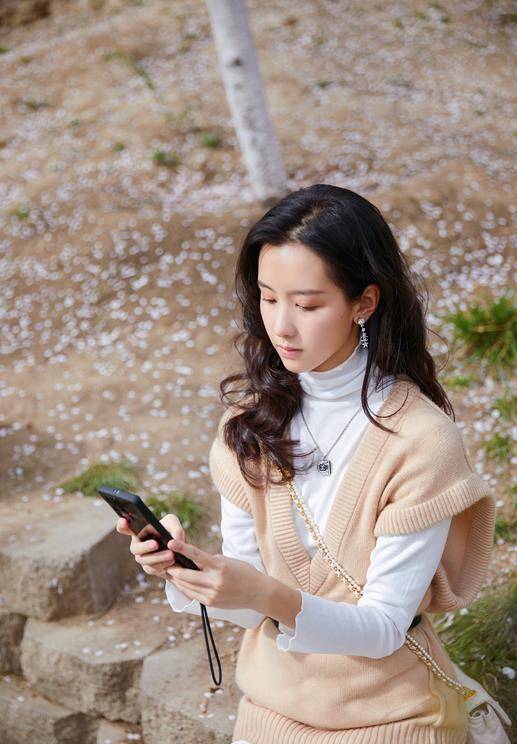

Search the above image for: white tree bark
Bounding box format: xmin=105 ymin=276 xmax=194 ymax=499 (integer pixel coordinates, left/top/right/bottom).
xmin=205 ymin=0 xmax=288 ymax=204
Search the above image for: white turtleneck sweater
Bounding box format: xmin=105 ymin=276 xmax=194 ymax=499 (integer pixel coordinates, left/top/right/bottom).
xmin=165 ymin=342 xmax=451 ymax=658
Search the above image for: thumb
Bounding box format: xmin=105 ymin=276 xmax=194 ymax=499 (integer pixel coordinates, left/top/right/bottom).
xmin=168 ymin=538 xmax=210 ymax=568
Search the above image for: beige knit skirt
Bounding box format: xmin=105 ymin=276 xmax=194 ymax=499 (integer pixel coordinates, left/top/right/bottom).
xmin=232 ymin=694 xmax=468 ymax=744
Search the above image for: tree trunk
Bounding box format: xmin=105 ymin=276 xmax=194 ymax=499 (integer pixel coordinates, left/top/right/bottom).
xmin=205 ymin=0 xmax=288 ymax=205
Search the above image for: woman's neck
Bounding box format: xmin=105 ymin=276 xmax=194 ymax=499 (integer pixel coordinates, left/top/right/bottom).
xmin=297 ymin=340 xmax=367 ymax=401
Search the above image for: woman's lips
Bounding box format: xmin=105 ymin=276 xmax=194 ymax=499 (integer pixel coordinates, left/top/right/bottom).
xmin=278 ymin=345 xmax=302 ymax=356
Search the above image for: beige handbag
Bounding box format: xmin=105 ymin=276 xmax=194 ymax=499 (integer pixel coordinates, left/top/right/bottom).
xmin=452 ymin=663 xmax=512 ymax=744
xmin=281 ymin=472 xmax=512 ymax=743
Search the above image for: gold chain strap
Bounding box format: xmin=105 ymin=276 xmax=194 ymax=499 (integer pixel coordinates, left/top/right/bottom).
xmin=281 ymin=473 xmax=477 ymax=701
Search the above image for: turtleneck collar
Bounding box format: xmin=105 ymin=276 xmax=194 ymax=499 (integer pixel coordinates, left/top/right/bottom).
xmin=297 ymin=340 xmax=368 ymax=400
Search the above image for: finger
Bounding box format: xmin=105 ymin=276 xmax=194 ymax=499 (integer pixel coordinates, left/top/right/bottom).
xmin=138 ymin=550 xmax=175 ymax=567
xmin=160 ymin=514 xmax=186 ymax=546
xmin=116 ymin=517 xmax=133 ymax=536
xmin=169 ymin=538 xmax=211 ymax=569
xmin=130 ymin=538 xmax=161 ymax=556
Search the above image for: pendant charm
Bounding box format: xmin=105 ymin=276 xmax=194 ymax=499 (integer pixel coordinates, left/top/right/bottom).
xmin=317 ymin=458 xmax=332 ymax=476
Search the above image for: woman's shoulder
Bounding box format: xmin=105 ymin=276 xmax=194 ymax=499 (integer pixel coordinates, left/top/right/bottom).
xmin=384 ymin=378 xmax=474 ymax=469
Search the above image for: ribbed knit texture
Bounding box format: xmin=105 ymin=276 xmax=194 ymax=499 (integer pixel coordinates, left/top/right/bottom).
xmin=233 ymin=694 xmax=468 ymax=743
xmin=208 ymin=379 xmax=495 ymax=743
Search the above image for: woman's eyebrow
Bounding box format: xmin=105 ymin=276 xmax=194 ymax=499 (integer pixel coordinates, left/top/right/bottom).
xmin=257 ymin=280 xmax=327 ymax=296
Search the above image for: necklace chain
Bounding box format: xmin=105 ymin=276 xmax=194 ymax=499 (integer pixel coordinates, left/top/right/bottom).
xmin=300 ymin=404 xmax=363 ymax=475
xmin=279 ymin=468 xmax=477 ymax=701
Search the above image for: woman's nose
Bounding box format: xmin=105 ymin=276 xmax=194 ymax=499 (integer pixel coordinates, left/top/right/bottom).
xmin=273 ymin=307 xmax=296 ymax=338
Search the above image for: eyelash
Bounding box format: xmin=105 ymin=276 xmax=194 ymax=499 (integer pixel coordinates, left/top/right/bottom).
xmin=260 ymin=298 xmax=318 ymax=312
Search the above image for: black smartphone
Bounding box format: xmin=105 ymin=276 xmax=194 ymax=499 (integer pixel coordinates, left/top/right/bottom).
xmin=98 ymin=485 xmax=200 ymax=571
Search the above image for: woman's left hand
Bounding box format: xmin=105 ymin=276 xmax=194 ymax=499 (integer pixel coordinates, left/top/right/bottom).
xmin=165 ymin=537 xmax=267 ymax=611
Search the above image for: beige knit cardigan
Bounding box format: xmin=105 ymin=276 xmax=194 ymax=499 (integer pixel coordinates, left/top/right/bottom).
xmin=208 ymin=379 xmax=495 ymax=744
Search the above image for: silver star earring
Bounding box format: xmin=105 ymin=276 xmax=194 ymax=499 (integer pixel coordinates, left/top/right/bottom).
xmin=358 ymin=318 xmax=368 ymax=348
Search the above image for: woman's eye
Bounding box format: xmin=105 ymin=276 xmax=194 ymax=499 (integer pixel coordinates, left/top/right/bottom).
xmin=260 ymin=298 xmax=317 ymax=312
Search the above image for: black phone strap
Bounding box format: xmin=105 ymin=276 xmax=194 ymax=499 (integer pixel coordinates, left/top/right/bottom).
xmin=200 ymin=602 xmax=222 ymax=686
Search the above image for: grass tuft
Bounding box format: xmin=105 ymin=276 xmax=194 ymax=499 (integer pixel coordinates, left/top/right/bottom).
xmin=492 ymin=390 xmax=517 ymax=421
xmin=200 ymin=130 xmax=222 ymax=148
xmin=435 ymin=582 xmax=517 ymax=718
xmin=11 ymin=206 xmax=30 ymax=220
xmin=103 ymin=50 xmax=155 ymax=90
xmin=445 ymin=294 xmax=516 ymax=372
xmin=152 ymin=149 xmax=180 ymax=169
xmin=56 ymin=461 xmax=140 ymax=498
xmin=144 ymin=491 xmax=203 ymax=541
xmin=484 ymin=431 xmax=513 ymax=462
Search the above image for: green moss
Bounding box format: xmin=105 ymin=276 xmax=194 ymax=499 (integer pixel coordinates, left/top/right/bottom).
xmin=435 ymin=582 xmax=517 ymax=718
xmin=56 ymin=461 xmax=140 ymax=498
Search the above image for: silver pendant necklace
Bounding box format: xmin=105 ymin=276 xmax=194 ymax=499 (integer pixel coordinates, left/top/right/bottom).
xmin=299 ymin=404 xmax=363 ymax=476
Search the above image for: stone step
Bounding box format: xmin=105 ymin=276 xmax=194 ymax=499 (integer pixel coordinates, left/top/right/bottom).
xmin=140 ymin=640 xmax=240 ymax=744
xmin=0 ymin=495 xmax=139 ymax=621
xmin=0 ymin=609 xmax=26 ymax=674
xmin=20 ymin=588 xmax=172 ymax=723
xmin=0 ymin=674 xmax=98 ymax=744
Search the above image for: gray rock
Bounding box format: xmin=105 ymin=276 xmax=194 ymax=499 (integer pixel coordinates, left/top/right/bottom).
xmin=21 ymin=593 xmax=171 ymax=723
xmin=0 ymin=497 xmax=138 ymax=621
xmin=0 ymin=609 xmax=26 ymax=673
xmin=140 ymin=641 xmax=239 ymax=744
xmin=0 ymin=0 xmax=51 ymax=28
xmin=0 ymin=674 xmax=98 ymax=744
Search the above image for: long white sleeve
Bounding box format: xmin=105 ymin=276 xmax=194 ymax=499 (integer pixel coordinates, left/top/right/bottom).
xmin=275 ymin=516 xmax=452 ymax=657
xmin=164 ymin=494 xmax=267 ymax=629
xmin=186 ymin=496 xmax=452 ymax=657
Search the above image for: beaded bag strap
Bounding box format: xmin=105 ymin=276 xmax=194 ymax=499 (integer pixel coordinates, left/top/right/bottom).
xmin=281 ymin=472 xmax=477 ymax=701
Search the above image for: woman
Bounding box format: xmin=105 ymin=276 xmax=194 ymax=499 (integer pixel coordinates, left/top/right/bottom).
xmin=118 ymin=185 xmax=495 ymax=743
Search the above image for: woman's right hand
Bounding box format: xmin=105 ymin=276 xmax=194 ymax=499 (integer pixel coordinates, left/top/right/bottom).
xmin=116 ymin=513 xmax=186 ymax=581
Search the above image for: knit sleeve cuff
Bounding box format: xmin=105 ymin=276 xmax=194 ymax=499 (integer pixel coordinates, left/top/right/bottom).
xmin=374 ymin=471 xmax=493 ymax=536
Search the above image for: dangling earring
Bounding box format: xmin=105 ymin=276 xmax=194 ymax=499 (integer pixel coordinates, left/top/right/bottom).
xmin=357 ymin=318 xmax=368 ymax=348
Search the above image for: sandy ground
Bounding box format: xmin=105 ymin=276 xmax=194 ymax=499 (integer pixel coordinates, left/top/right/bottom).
xmin=0 ymin=0 xmax=515 ymax=713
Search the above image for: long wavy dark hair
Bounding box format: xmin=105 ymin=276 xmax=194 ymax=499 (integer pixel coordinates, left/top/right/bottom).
xmin=219 ymin=184 xmax=454 ymax=489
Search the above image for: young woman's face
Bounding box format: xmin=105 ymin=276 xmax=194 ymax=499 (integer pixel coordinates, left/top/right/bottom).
xmin=258 ymin=242 xmax=363 ymax=373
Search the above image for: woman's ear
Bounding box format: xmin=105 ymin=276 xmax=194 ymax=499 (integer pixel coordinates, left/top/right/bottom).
xmin=355 ymin=284 xmax=380 ymax=322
